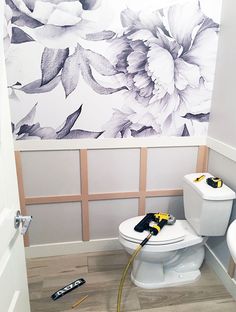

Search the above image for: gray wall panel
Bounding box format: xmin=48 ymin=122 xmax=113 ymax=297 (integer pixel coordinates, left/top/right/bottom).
xmin=147 ymin=147 xmax=198 ymax=190
xmin=88 ymin=149 xmax=140 ymax=193
xmin=21 ymin=151 xmax=81 ymax=196
xmin=27 ymin=202 xmax=82 ymax=245
xmin=89 ymin=199 xmax=138 ymax=239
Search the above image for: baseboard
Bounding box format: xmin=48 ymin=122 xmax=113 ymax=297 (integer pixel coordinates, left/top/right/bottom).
xmin=25 ymin=238 xmax=122 ymax=259
xmin=205 ymin=243 xmax=236 ymax=300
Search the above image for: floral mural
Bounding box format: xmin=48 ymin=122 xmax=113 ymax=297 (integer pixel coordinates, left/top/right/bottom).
xmin=5 ymin=0 xmax=221 ymax=140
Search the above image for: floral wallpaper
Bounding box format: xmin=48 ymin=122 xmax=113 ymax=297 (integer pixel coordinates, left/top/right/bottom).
xmin=4 ymin=0 xmax=222 ymax=140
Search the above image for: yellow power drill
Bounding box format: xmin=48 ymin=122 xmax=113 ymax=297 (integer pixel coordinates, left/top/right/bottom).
xmin=134 ymin=212 xmax=176 ymax=235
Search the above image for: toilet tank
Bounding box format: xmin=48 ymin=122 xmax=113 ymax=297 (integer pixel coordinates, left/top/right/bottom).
xmin=183 ymin=173 xmax=236 ymax=236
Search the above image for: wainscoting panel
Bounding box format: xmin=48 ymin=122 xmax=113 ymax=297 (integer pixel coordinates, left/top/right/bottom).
xmin=88 ymin=149 xmax=140 ymax=193
xmin=146 ymin=196 xmax=185 ymax=219
xmin=15 ymin=145 xmax=208 ymax=248
xmin=27 ymin=202 xmax=82 ymax=245
xmin=146 ymin=147 xmax=198 ymax=190
xmin=89 ymin=198 xmax=138 ymax=239
xmin=21 ymin=150 xmax=81 ymax=196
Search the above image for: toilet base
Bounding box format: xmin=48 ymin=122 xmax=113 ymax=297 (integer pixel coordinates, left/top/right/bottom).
xmin=131 ymin=269 xmax=201 ymax=289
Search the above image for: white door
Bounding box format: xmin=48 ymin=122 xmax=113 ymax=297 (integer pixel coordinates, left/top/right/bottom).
xmin=0 ymin=4 xmax=31 ymax=312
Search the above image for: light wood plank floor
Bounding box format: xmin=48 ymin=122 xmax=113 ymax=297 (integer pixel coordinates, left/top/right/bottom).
xmin=26 ymin=250 xmax=236 ymax=312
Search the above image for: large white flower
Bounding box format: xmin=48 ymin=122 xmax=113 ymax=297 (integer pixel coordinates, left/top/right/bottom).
xmin=8 ymin=0 xmax=111 ymax=48
xmin=104 ymin=0 xmax=219 ymax=137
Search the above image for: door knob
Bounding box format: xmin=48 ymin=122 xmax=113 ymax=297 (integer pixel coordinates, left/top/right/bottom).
xmin=14 ymin=210 xmax=32 ymax=235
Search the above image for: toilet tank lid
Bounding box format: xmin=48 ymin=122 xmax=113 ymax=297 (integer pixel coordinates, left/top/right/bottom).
xmin=184 ymin=173 xmax=236 ymax=201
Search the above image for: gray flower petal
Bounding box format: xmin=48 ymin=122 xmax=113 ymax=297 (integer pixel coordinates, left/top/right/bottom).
xmin=127 ymin=51 xmax=147 ymax=74
xmin=198 ymin=17 xmax=219 ymax=34
xmin=167 ymin=0 xmax=204 ymax=52
xmin=121 ymin=8 xmax=140 ymax=28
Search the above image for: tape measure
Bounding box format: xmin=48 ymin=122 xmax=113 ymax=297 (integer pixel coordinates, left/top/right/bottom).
xmin=206 ymin=177 xmax=223 ymax=188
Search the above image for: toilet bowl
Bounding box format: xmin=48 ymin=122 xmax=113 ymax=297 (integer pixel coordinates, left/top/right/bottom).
xmin=118 ymin=173 xmax=235 ymax=289
xmin=119 ymin=216 xmax=206 ymax=289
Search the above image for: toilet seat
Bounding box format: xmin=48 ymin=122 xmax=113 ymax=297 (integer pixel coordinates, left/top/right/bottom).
xmin=119 ymin=216 xmax=205 ymax=250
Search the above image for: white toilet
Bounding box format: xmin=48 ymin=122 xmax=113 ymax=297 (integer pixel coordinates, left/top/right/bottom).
xmin=119 ymin=173 xmax=236 ymax=289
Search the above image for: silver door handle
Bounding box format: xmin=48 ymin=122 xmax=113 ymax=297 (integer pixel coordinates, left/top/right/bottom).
xmin=14 ymin=210 xmax=32 ymax=235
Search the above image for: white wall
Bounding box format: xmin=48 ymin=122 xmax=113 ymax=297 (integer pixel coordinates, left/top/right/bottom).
xmin=208 ymin=0 xmax=236 ymax=148
xmin=207 ymin=150 xmax=236 ymax=279
xmin=207 ymin=0 xmax=236 ymax=280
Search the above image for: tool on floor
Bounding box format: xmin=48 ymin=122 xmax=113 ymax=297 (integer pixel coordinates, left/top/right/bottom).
xmin=117 ymin=212 xmax=176 ymax=312
xmin=51 ymin=278 xmax=86 ymax=301
xmin=206 ymin=176 xmax=223 ymax=188
xmin=134 ymin=212 xmax=176 ymax=235
xmin=72 ymin=294 xmax=88 ymax=309
xmin=194 ymin=174 xmax=206 ymax=182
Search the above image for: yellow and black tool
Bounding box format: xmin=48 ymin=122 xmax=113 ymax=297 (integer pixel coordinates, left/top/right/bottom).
xmin=134 ymin=212 xmax=176 ymax=235
xmin=206 ymin=177 xmax=223 ymax=188
xmin=194 ymin=174 xmax=205 ymax=182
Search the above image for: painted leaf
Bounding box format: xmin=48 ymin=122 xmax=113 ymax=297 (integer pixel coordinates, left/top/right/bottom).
xmin=56 ymin=105 xmax=83 ymax=139
xmin=131 ymin=126 xmax=156 ymax=137
xmin=17 ymin=123 xmax=57 ymax=139
xmin=11 ymin=122 xmax=15 ymax=133
xmin=12 ymin=82 xmax=22 ymax=86
xmin=62 ymin=129 xmax=103 ymax=139
xmin=80 ymin=58 xmax=127 ymax=95
xmin=86 ymin=31 xmax=115 ymax=41
xmin=12 ymin=14 xmax=43 ymax=28
xmin=79 ymin=0 xmax=98 ymax=10
xmin=61 ymin=52 xmax=80 ymax=98
xmin=181 ymin=124 xmax=190 ymax=136
xmin=84 ymin=49 xmax=117 ymax=76
xmin=41 ymin=48 xmax=69 ymax=86
xmin=17 ymin=124 xmax=40 ymax=136
xmin=31 ymin=127 xmax=57 ymax=139
xmin=182 ymin=113 xmax=210 ymax=122
xmin=11 ymin=27 xmax=34 ymax=44
xmin=15 ymin=103 xmax=37 ymax=131
xmin=20 ymin=76 xmax=61 ymax=94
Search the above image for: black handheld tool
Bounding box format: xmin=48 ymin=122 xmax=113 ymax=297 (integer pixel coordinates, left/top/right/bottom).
xmin=134 ymin=213 xmax=176 ymax=236
xmin=51 ymin=278 xmax=86 ymax=301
